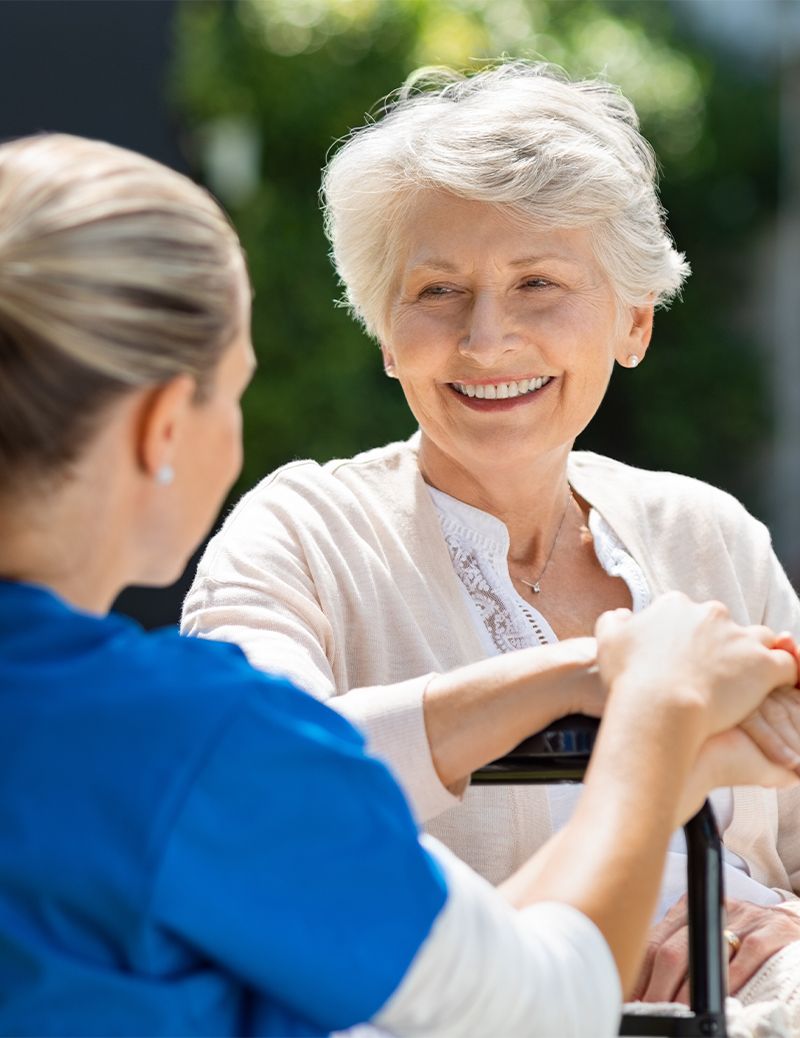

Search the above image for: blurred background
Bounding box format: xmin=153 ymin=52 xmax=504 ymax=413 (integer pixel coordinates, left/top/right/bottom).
xmin=2 ymin=0 xmax=799 ymax=626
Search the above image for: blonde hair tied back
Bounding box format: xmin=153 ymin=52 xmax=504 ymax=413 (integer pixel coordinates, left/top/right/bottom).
xmin=0 ymin=133 xmax=246 ymax=489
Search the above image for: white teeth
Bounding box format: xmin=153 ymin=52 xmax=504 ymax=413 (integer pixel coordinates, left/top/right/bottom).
xmin=452 ymin=376 xmax=552 ymax=400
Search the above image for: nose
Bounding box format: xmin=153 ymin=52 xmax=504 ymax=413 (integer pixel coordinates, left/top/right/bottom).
xmin=457 ymin=290 xmax=522 ymax=367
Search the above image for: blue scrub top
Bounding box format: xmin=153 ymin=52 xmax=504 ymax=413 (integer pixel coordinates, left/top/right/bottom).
xmin=0 ymin=580 xmax=447 ymax=1036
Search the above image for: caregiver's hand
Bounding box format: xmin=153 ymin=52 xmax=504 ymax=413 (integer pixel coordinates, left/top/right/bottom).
xmin=632 ymin=895 xmax=800 ymax=1004
xmin=676 ymin=725 xmax=799 ymax=826
xmin=596 ymin=594 xmax=799 ymax=740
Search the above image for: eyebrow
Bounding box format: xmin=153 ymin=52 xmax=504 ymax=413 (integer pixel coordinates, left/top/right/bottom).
xmin=407 ymin=258 xmax=460 ymax=274
xmin=509 ymin=255 xmax=580 ymax=269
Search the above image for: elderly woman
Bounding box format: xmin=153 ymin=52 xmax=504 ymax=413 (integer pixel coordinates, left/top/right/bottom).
xmin=6 ymin=131 xmax=798 ymax=1037
xmin=182 ymin=61 xmax=800 ymax=1005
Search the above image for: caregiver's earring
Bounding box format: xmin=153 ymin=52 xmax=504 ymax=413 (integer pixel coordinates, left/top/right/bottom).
xmin=155 ymin=464 xmax=175 ymax=487
xmin=626 ymin=354 xmax=640 ymax=369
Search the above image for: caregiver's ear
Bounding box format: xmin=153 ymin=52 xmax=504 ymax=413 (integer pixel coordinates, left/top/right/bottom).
xmin=137 ymin=374 xmax=196 ymax=480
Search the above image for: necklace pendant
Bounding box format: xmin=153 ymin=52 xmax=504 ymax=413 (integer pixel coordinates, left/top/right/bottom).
xmin=532 ymin=582 xmax=541 ymax=593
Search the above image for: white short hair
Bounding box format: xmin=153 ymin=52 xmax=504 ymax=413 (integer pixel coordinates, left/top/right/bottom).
xmin=321 ymin=61 xmax=690 ymax=340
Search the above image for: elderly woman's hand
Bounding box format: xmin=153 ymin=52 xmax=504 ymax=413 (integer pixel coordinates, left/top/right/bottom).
xmin=725 ymin=899 xmax=800 ymax=994
xmin=595 ymin=594 xmax=799 ymax=741
xmin=740 ymin=633 xmax=800 ymax=771
xmin=741 ymin=686 xmax=800 ymax=771
xmin=632 ymin=896 xmax=800 ymax=1004
xmin=676 ymin=726 xmax=799 ymax=825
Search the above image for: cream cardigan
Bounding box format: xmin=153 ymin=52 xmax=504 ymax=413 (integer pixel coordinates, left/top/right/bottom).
xmin=182 ymin=436 xmax=800 ymax=897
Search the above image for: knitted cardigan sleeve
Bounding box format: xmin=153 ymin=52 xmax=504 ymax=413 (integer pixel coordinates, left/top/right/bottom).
xmin=181 ymin=463 xmax=462 ymax=824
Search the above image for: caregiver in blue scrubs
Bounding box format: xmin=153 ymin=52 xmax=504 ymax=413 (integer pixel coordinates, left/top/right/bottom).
xmin=0 ymin=132 xmax=797 ymax=1038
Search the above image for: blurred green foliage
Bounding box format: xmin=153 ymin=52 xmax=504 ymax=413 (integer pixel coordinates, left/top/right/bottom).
xmin=172 ymin=0 xmax=777 ymax=513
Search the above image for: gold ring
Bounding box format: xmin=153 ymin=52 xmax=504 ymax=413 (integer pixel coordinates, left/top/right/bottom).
xmin=723 ymin=928 xmax=741 ymax=955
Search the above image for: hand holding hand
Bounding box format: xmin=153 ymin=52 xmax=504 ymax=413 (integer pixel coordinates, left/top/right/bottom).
xmin=595 ymin=593 xmax=798 ymax=742
xmin=740 ymin=632 xmax=800 ymax=770
xmin=741 ymin=686 xmax=800 ymax=771
xmin=677 ymin=727 xmax=799 ymax=824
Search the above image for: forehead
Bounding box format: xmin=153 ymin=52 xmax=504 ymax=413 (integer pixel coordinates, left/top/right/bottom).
xmin=395 ymin=191 xmax=596 ymax=274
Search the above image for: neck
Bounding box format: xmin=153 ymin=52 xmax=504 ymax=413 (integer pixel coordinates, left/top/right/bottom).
xmin=417 ymin=433 xmax=575 ymax=565
xmin=0 ymin=469 xmax=136 ymax=617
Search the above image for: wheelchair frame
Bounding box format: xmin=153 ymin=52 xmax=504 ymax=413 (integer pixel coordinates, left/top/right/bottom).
xmin=472 ymin=715 xmax=728 ymax=1037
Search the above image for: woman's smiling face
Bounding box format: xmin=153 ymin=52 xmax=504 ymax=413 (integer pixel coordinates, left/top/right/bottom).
xmin=383 ymin=192 xmax=653 ymax=481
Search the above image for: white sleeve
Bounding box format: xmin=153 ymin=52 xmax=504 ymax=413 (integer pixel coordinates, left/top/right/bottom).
xmin=373 ymin=836 xmax=621 ymax=1038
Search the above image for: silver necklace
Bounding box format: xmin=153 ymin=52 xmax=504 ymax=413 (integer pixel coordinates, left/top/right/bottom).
xmin=515 ymin=489 xmax=572 ymax=594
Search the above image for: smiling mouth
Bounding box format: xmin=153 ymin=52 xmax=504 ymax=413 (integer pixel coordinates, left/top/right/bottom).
xmin=450 ymin=376 xmax=553 ymax=399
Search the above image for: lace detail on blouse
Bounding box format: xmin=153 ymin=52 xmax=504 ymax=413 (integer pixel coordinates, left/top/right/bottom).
xmin=442 ymin=532 xmax=550 ymax=650
xmin=428 ymin=484 xmax=648 ymax=657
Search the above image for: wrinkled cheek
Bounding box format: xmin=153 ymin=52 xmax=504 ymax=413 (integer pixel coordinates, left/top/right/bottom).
xmin=410 ymin=385 xmax=453 ymax=432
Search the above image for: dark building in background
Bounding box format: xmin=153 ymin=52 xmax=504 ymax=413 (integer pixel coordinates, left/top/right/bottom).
xmin=0 ymin=0 xmax=200 ymax=628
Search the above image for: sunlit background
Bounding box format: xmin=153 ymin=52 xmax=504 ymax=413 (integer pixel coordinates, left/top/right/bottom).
xmin=2 ymin=0 xmax=799 ymax=624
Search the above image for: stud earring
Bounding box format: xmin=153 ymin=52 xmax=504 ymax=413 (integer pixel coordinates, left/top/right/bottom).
xmin=155 ymin=464 xmax=175 ymax=486
xmin=627 ymin=354 xmax=640 ymax=369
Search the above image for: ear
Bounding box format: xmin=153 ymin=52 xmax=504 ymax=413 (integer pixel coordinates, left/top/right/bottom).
xmin=137 ymin=374 xmax=197 ymax=480
xmin=380 ymin=343 xmax=398 ymax=378
xmin=615 ymin=302 xmax=654 ymax=367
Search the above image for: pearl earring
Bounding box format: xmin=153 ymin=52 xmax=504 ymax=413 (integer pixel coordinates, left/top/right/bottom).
xmin=155 ymin=464 xmax=175 ymax=486
xmin=627 ymin=354 xmax=640 ymax=369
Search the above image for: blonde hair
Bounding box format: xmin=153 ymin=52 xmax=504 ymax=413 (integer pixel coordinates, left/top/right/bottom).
xmin=0 ymin=133 xmax=245 ymax=489
xmin=322 ymin=61 xmax=690 ymax=340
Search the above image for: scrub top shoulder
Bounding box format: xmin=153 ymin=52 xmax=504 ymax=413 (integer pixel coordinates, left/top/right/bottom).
xmin=0 ymin=580 xmax=446 ymax=1036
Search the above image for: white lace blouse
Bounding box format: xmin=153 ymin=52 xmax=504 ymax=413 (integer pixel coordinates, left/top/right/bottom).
xmin=428 ymin=485 xmax=781 ymax=921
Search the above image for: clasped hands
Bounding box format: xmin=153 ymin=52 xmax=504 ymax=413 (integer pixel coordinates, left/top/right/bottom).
xmin=591 ymin=594 xmax=800 ymax=1003
xmin=583 ymin=595 xmax=800 ymax=803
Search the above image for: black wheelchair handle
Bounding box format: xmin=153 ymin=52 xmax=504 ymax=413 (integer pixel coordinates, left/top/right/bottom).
xmin=471 ymin=712 xmax=727 ymax=1035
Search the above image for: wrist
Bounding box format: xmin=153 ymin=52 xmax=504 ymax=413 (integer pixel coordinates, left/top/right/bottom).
xmin=605 ymin=674 xmax=708 ymax=752
xmin=522 ymin=638 xmax=601 ymax=728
